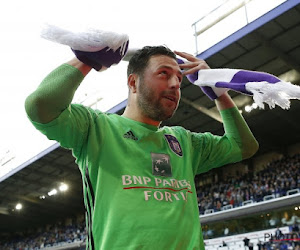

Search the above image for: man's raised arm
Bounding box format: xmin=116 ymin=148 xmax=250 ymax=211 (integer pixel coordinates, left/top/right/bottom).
xmin=26 ymin=26 xmax=129 ymax=124
xmin=215 ymin=92 xmax=259 ymax=159
xmin=175 ymin=50 xmax=259 ymax=160
xmin=25 ymin=58 xmax=92 ymax=124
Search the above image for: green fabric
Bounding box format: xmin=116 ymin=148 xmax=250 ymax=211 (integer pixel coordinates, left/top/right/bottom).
xmin=220 ymin=107 xmax=256 ymax=159
xmin=25 ymin=64 xmax=84 ymax=123
xmin=28 ymin=104 xmax=242 ymax=250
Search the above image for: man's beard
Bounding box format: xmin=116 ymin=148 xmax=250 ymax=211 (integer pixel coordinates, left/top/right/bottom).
xmin=137 ymin=79 xmax=179 ymax=122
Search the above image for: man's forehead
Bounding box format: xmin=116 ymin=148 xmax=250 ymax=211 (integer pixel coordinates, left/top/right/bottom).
xmin=149 ymin=55 xmax=179 ymax=69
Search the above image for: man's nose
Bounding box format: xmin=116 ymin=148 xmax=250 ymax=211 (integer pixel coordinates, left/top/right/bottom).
xmin=169 ymin=76 xmax=180 ymax=89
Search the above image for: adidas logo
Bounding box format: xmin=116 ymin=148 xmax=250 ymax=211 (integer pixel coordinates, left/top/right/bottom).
xmin=123 ymin=130 xmax=138 ymax=141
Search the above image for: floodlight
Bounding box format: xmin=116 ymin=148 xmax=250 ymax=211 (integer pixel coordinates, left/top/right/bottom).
xmin=59 ymin=183 xmax=68 ymax=192
xmin=48 ymin=189 xmax=57 ymax=196
xmin=16 ymin=203 xmax=22 ymax=210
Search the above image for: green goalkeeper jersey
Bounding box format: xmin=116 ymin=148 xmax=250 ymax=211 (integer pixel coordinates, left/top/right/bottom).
xmin=30 ymin=103 xmax=242 ymax=250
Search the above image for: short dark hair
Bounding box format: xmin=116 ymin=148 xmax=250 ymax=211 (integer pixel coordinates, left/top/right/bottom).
xmin=127 ymin=46 xmax=176 ymax=77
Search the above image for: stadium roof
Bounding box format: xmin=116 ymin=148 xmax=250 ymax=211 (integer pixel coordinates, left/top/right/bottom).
xmin=1 ymin=0 xmax=300 ymax=233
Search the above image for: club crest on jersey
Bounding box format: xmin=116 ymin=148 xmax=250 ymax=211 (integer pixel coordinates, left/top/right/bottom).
xmin=164 ymin=134 xmax=183 ymax=157
xmin=151 ymin=153 xmax=172 ymax=177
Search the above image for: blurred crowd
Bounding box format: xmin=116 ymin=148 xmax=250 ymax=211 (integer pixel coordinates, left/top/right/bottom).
xmin=0 ymin=221 xmax=86 ymax=250
xmin=197 ymin=153 xmax=300 ymax=214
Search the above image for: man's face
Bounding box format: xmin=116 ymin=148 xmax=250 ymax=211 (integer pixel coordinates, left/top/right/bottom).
xmin=136 ymin=55 xmax=182 ymax=122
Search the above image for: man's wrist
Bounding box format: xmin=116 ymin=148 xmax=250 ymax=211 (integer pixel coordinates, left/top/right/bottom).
xmin=215 ymin=92 xmax=236 ymax=111
xmin=67 ymin=58 xmax=92 ymax=76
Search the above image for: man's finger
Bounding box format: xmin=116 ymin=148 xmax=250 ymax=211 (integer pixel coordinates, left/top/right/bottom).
xmin=183 ymin=63 xmax=210 ymax=75
xmin=174 ymin=51 xmax=199 ymax=62
xmin=179 ymin=61 xmax=201 ymax=69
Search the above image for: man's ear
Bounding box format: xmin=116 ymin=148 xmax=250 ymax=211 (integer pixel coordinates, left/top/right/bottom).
xmin=128 ymin=74 xmax=138 ymax=93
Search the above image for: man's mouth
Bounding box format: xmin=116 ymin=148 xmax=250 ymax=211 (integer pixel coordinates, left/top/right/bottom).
xmin=163 ymin=95 xmax=177 ymax=103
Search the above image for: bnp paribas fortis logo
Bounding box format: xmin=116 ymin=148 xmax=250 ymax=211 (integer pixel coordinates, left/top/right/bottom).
xmin=151 ymin=153 xmax=172 ymax=177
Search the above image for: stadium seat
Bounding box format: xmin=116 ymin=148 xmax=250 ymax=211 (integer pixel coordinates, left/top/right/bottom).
xmin=263 ymin=194 xmax=275 ymax=201
xmin=221 ymin=204 xmax=233 ymax=211
xmin=242 ymin=199 xmax=254 ymax=206
xmin=217 ymin=246 xmax=229 ymax=250
xmin=230 ymin=245 xmax=243 ymax=250
xmin=205 ymin=245 xmax=215 ymax=250
xmin=287 ymin=188 xmax=300 ymax=195
xmin=204 ymin=209 xmax=215 ymax=214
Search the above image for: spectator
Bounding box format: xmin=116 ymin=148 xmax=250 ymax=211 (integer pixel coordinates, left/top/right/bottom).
xmin=275 ymin=227 xmax=283 ymax=240
xmin=243 ymin=237 xmax=250 ymax=249
xmin=257 ymin=240 xmax=263 ymax=250
xmin=292 ymin=222 xmax=299 ymax=233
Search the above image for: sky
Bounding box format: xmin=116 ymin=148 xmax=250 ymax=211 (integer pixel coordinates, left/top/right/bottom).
xmin=0 ymin=0 xmax=226 ymax=178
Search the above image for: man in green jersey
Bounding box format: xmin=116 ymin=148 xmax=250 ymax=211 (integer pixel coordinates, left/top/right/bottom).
xmin=25 ymin=45 xmax=258 ymax=249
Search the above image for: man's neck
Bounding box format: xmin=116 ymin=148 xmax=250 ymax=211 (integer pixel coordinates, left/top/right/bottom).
xmin=122 ymin=106 xmax=161 ymax=127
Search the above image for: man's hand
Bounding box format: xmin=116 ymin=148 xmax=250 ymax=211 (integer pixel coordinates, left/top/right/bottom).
xmin=41 ymin=24 xmax=129 ymax=71
xmin=175 ymin=51 xmax=228 ymax=100
xmin=174 ymin=51 xmax=210 ymax=80
xmin=72 ymin=41 xmax=129 ymax=71
xmin=175 ymin=52 xmax=259 ymax=160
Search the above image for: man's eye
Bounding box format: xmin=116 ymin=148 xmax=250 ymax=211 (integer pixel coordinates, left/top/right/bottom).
xmin=160 ymin=71 xmax=168 ymax=75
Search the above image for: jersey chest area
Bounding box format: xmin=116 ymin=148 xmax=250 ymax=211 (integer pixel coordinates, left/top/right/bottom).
xmin=84 ymin=121 xmax=197 ymax=207
xmin=87 ymin=122 xmax=193 ymax=180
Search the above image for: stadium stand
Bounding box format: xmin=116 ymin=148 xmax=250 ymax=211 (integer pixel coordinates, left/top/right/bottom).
xmin=0 ymin=220 xmax=86 ymax=250
xmin=197 ymin=153 xmax=300 ymax=215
